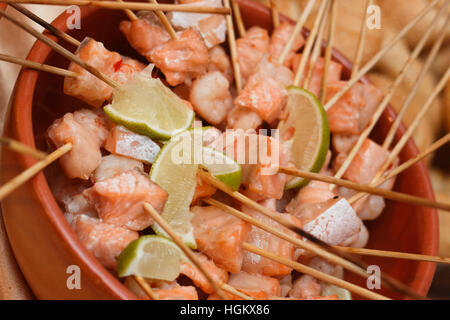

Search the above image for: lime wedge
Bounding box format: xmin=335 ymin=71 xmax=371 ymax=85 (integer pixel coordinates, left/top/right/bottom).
xmin=150 ymin=130 xmax=199 ymax=248
xmin=201 ymin=147 xmax=242 ymax=191
xmin=117 ymin=235 xmax=183 ymax=280
xmin=150 ymin=128 xmax=242 ymax=247
xmin=322 ymin=285 xmax=352 ymax=300
xmin=104 ymin=70 xmax=194 ymax=140
xmin=278 ymin=86 xmax=330 ymax=189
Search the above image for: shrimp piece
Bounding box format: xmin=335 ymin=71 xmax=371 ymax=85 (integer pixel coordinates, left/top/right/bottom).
xmin=226 ymin=106 xmax=263 ymax=131
xmin=202 ymin=126 xmax=222 ymax=147
xmin=49 ymin=172 xmax=88 ymax=208
xmin=179 ymin=252 xmax=228 ymax=294
xmin=191 ymin=205 xmax=251 ymax=273
xmin=64 ymin=38 xmax=121 ymax=107
xmin=277 ymin=274 xmax=293 ymax=297
xmin=303 ymin=198 xmax=362 ymax=246
xmin=236 ymin=26 xmax=270 ymax=82
xmin=120 ymin=12 xmax=171 ymax=61
xmin=111 ymin=56 xmax=146 ymax=85
xmin=47 ymin=113 xmax=101 ymax=180
xmin=190 ymin=71 xmax=233 ymax=125
xmin=71 ymin=214 xmax=139 ymax=269
xmin=291 ymin=55 xmax=343 ymax=97
xmin=350 ymin=222 xmax=369 ymax=248
xmin=208 ymin=45 xmax=233 ymax=83
xmin=332 ymin=134 xmax=359 ymax=155
xmin=192 ymin=172 xmax=217 ymax=203
xmin=234 ymin=58 xmax=292 ymax=124
xmin=242 ymin=202 xmax=303 ymax=276
xmin=73 ymin=109 xmax=110 ymax=147
xmin=168 ymin=0 xmax=226 ymax=48
xmin=358 ymin=83 xmax=384 ymax=131
xmin=104 ymin=125 xmax=161 ymax=164
xmin=289 ymin=275 xmax=321 ymax=299
xmin=153 ymin=285 xmax=199 ymax=300
xmin=325 ymin=81 xmax=366 ymax=135
xmin=338 ymin=138 xmax=390 ymax=185
xmin=64 ymin=194 xmax=97 ymax=225
xmin=83 ymin=171 xmax=168 ymax=231
xmin=150 ymin=28 xmax=209 ymax=86
xmin=308 ymin=257 xmax=344 ymax=280
xmin=91 ymin=154 xmax=144 ymax=183
xmin=270 ymin=22 xmax=305 ymax=66
xmin=228 ymin=271 xmax=281 ymax=299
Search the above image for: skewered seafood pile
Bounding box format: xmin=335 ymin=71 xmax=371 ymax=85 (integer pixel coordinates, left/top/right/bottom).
xmin=0 ymin=0 xmax=449 ymax=300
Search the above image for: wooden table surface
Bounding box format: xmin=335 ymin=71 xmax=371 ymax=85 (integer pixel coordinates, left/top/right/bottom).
xmin=0 ymin=3 xmax=449 ymax=300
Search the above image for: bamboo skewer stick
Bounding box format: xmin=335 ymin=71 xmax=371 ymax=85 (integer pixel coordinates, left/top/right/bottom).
xmin=0 ymin=53 xmax=78 ymax=78
xmin=149 ymin=0 xmax=178 ymax=40
xmin=0 ymin=143 xmax=72 ymax=201
xmin=220 ymin=283 xmax=253 ymax=300
xmin=242 ymin=243 xmax=390 ymax=300
xmin=278 ymin=0 xmax=316 ymax=65
xmin=324 ymin=0 xmax=440 ymax=111
xmin=115 ymin=0 xmax=138 ymax=21
xmin=0 ymin=8 xmax=120 ymax=88
xmin=382 ymin=11 xmax=449 ymax=150
xmin=0 ymin=137 xmax=47 ymax=159
xmin=231 ymin=0 xmax=245 ymax=38
xmin=133 ymin=275 xmax=159 ymax=300
xmin=351 ymin=0 xmax=372 ymax=79
xmin=293 ymin=0 xmax=329 ymax=87
xmin=205 ymin=198 xmax=389 ymax=299
xmin=349 ymin=133 xmax=450 ymax=204
xmin=270 ymin=0 xmax=279 ymax=29
xmin=223 ymin=0 xmax=242 ymax=94
xmin=320 ymin=0 xmax=337 ymax=104
xmin=366 ymin=67 xmax=450 ymax=193
xmin=279 ymin=167 xmax=450 ymax=211
xmin=335 ymin=246 xmax=450 ymax=265
xmin=9 ymin=3 xmax=81 ymax=46
xmin=303 ymin=0 xmax=330 ymax=89
xmin=199 ymin=170 xmax=425 ymax=299
xmin=1 ymin=0 xmax=231 ymax=14
xmin=143 ymin=203 xmax=228 ymax=300
xmin=331 ymin=5 xmax=447 ymax=184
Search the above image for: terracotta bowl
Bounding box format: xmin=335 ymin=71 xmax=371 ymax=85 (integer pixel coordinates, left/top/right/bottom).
xmin=1 ymin=0 xmax=438 ymax=299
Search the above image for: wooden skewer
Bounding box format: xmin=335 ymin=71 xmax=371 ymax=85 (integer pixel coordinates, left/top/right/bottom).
xmin=335 ymin=246 xmax=450 ymax=265
xmin=0 ymin=143 xmax=72 ymax=201
xmin=375 ymin=67 xmax=450 ymax=182
xmin=303 ymin=0 xmax=330 ymax=89
xmin=351 ymin=0 xmax=372 ymax=79
xmin=270 ymin=0 xmax=279 ymax=29
xmin=278 ymin=0 xmax=316 ymax=65
xmin=223 ymin=0 xmax=242 ymax=94
xmin=320 ymin=0 xmax=337 ymax=104
xmin=324 ymin=0 xmax=440 ymax=111
xmin=331 ymin=5 xmax=447 ymax=184
xmin=0 ymin=8 xmax=119 ymax=88
xmin=349 ymin=133 xmax=450 ymax=204
xmin=293 ymin=0 xmax=329 ymax=87
xmin=9 ymin=3 xmax=81 ymax=46
xmin=0 ymin=136 xmax=47 ymax=159
xmin=199 ymin=171 xmax=425 ymax=299
xmin=242 ymin=243 xmax=390 ymax=300
xmin=1 ymin=0 xmax=231 ymax=14
xmin=133 ymin=275 xmax=159 ymax=300
xmin=279 ymin=166 xmax=450 ymax=211
xmin=382 ymin=11 xmax=449 ymax=150
xmin=0 ymin=53 xmax=78 ymax=78
xmin=142 ymin=203 xmax=228 ymax=300
xmin=149 ymin=0 xmax=178 ymax=40
xmin=220 ymin=282 xmax=253 ymax=300
xmin=114 ymin=0 xmax=138 ymax=21
xmin=231 ymin=0 xmax=245 ymax=38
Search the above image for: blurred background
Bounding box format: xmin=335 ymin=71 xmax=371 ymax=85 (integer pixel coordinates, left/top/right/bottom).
xmin=0 ymin=0 xmax=449 ymax=299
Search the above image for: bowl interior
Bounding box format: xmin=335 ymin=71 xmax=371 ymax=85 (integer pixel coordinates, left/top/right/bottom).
xmin=8 ymin=0 xmax=439 ymax=299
